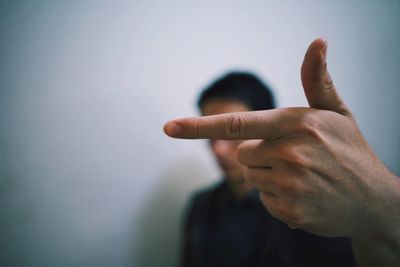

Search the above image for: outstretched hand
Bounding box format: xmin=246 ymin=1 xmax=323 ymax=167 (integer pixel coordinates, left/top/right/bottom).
xmin=164 ymin=38 xmax=400 ymax=243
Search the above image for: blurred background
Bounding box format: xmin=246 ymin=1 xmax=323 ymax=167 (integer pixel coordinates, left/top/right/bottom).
xmin=0 ymin=1 xmax=399 ymax=266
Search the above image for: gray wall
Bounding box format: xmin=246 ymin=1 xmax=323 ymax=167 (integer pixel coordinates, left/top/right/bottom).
xmin=0 ymin=1 xmax=399 ymax=267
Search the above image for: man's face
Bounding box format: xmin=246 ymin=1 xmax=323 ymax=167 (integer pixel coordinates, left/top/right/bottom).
xmin=201 ymin=99 xmax=250 ymax=182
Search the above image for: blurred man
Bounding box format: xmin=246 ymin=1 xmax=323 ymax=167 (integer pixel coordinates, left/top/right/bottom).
xmin=179 ymin=71 xmax=355 ymax=267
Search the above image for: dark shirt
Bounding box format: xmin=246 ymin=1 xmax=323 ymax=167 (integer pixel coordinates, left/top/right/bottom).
xmin=180 ymin=180 xmax=355 ymax=267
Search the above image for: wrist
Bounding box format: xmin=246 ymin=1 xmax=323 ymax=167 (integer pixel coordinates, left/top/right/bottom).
xmin=351 ymin=171 xmax=400 ymax=267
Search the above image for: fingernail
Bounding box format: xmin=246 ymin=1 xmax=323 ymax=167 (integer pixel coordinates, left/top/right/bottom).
xmin=164 ymin=121 xmax=182 ymax=137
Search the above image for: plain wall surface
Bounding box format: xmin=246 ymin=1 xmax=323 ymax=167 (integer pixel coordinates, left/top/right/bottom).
xmin=0 ymin=1 xmax=399 ymax=266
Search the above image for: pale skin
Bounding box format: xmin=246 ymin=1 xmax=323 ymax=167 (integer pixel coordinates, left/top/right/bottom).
xmin=201 ymin=100 xmax=253 ymax=199
xmin=164 ymin=38 xmax=400 ymax=266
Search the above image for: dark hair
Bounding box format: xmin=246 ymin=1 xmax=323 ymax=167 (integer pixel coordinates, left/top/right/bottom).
xmin=197 ymin=71 xmax=276 ymax=112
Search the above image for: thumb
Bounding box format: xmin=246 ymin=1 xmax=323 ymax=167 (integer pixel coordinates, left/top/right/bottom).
xmin=301 ymin=38 xmax=351 ymax=116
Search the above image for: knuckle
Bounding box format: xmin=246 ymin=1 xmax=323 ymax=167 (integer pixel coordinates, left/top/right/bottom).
xmin=194 ymin=119 xmax=200 ymax=138
xmin=297 ymin=113 xmax=316 ymax=131
xmin=279 ymin=202 xmax=307 ymax=227
xmin=324 ymin=74 xmax=335 ymax=91
xmin=278 ymin=178 xmax=314 ymax=199
xmin=274 ymin=204 xmax=301 ymax=225
xmin=224 ymin=115 xmax=243 ymax=139
xmin=262 ymin=193 xmax=309 ymax=228
xmin=287 ymin=149 xmax=305 ymax=166
xmin=279 ymin=144 xmax=310 ymax=170
xmin=278 ymin=179 xmax=300 ymax=195
xmin=295 ymin=112 xmax=322 ymax=139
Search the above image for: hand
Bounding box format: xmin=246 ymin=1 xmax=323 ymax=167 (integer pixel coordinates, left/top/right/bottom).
xmin=164 ymin=38 xmax=400 ymax=243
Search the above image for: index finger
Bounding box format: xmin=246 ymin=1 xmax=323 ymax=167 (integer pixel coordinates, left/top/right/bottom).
xmin=163 ymin=108 xmax=292 ymax=140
